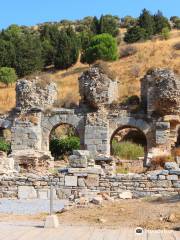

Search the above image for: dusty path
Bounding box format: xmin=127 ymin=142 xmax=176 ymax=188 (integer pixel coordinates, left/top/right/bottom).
xmin=0 ymin=221 xmax=179 ymax=240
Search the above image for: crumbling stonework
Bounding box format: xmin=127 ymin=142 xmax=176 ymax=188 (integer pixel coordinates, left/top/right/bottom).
xmin=0 ymin=66 xmax=180 ymax=176
xmin=141 ymin=68 xmax=180 ymax=117
xmin=16 ymin=77 xmax=57 ymax=111
xmin=79 ymin=65 xmax=118 ymax=109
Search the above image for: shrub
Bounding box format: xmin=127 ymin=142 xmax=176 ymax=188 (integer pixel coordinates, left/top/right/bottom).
xmin=0 ymin=139 xmax=11 ymax=153
xmin=112 ymin=140 xmax=144 ymax=160
xmin=0 ymin=67 xmax=17 ymax=86
xmin=50 ymin=136 xmax=80 ymax=159
xmin=161 ymin=27 xmax=170 ymax=40
xmin=173 ymin=42 xmax=180 ymax=50
xmin=81 ymin=33 xmax=118 ymax=64
xmin=120 ymin=46 xmax=137 ymax=58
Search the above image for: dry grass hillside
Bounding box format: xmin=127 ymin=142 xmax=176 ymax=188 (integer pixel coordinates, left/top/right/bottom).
xmin=0 ymin=30 xmax=180 ymax=114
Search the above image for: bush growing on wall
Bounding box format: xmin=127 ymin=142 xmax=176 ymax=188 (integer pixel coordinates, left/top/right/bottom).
xmin=50 ymin=136 xmax=80 ymax=159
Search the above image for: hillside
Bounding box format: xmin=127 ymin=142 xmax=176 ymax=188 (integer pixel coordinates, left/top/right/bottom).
xmin=0 ymin=29 xmax=179 ymax=114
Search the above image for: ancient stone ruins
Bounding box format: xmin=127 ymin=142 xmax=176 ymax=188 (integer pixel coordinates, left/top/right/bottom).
xmin=0 ymin=65 xmax=179 ymax=202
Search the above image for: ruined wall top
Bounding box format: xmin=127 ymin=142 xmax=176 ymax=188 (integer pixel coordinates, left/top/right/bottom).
xmin=16 ymin=77 xmax=57 ymax=111
xmin=79 ymin=64 xmax=118 ymax=109
xmin=141 ymin=68 xmax=180 ymax=116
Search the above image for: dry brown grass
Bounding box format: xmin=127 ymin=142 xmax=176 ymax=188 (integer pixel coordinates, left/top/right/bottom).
xmin=0 ymin=30 xmax=180 ymax=113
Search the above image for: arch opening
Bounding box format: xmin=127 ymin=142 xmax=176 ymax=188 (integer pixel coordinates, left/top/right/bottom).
xmin=0 ymin=127 xmax=11 ymax=154
xmin=110 ymin=125 xmax=147 ymax=173
xmin=49 ymin=123 xmax=81 ymax=160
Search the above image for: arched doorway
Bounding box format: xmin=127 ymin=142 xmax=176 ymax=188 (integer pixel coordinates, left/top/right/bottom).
xmin=110 ymin=126 xmax=147 ymax=172
xmin=49 ymin=123 xmax=81 ymax=160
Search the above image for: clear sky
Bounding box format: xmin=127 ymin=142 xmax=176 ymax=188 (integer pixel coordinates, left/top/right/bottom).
xmin=1 ymin=0 xmax=179 ymax=29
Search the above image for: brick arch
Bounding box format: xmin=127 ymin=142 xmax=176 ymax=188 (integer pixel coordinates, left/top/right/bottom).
xmin=41 ymin=112 xmax=85 ymax=152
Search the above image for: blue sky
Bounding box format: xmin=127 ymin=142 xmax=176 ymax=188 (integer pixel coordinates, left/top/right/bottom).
xmin=1 ymin=0 xmax=179 ymax=29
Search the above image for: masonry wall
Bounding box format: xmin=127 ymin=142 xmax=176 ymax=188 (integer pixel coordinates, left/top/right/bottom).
xmin=0 ymin=170 xmax=179 ymax=200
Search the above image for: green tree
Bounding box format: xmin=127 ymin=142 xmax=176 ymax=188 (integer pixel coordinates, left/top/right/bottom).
xmin=0 ymin=39 xmax=15 ymax=67
xmin=138 ymin=9 xmax=155 ymax=37
xmin=0 ymin=67 xmax=17 ymax=86
xmin=154 ymin=10 xmax=170 ymax=34
xmin=54 ymin=27 xmax=79 ymax=70
xmin=91 ymin=16 xmax=100 ymax=34
xmin=124 ymin=26 xmax=147 ymax=43
xmin=13 ymin=32 xmax=43 ymax=77
xmin=99 ymin=15 xmax=120 ymax=37
xmin=81 ymin=33 xmax=118 ymax=64
xmin=41 ymin=39 xmax=55 ymax=66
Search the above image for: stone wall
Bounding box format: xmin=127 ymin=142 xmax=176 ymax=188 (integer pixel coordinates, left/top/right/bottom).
xmin=0 ymin=169 xmax=179 ymax=200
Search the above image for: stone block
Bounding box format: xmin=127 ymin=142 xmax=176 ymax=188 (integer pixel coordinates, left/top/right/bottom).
xmin=38 ymin=189 xmax=57 ymax=200
xmin=119 ymin=191 xmax=132 ymax=199
xmin=65 ymin=176 xmax=77 ymax=187
xmin=164 ymin=162 xmax=178 ymax=170
xmin=18 ymin=186 xmax=37 ymax=199
xmin=158 ymin=175 xmax=166 ymax=180
xmin=169 ymin=169 xmax=180 ymax=176
xmin=85 ymin=174 xmax=99 ymax=187
xmin=172 ymin=181 xmax=180 ymax=188
xmin=167 ymin=175 xmax=178 ymax=181
xmin=78 ymin=178 xmax=86 ymax=187
xmin=73 ymin=150 xmax=90 ymax=157
xmin=69 ymin=155 xmax=87 ymax=168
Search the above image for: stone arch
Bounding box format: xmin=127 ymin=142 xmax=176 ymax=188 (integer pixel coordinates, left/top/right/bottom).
xmin=109 ymin=117 xmax=154 ymax=163
xmin=110 ymin=125 xmax=147 ymax=154
xmin=41 ymin=111 xmax=85 ymax=152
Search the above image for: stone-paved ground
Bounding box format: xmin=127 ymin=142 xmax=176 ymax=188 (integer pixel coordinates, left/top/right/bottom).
xmin=0 ymin=199 xmax=67 ymax=215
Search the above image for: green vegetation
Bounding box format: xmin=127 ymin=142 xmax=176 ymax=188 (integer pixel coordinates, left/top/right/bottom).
xmin=124 ymin=9 xmax=170 ymax=43
xmin=54 ymin=27 xmax=79 ymax=70
xmin=81 ymin=33 xmax=118 ymax=64
xmin=50 ymin=136 xmax=80 ymax=159
xmin=161 ymin=27 xmax=170 ymax=40
xmin=0 ymin=139 xmax=11 ymax=153
xmin=0 ymin=67 xmax=17 ymax=86
xmin=124 ymin=26 xmax=147 ymax=43
xmin=0 ymin=9 xmax=175 ymax=78
xmin=112 ymin=140 xmax=144 ymax=160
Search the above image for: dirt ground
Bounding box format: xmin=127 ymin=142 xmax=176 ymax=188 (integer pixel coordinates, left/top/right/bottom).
xmin=58 ymin=197 xmax=180 ymax=230
xmin=0 ymin=196 xmax=179 ymax=230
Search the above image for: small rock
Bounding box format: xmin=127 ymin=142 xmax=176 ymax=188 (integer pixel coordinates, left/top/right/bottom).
xmin=91 ymin=196 xmax=103 ymax=205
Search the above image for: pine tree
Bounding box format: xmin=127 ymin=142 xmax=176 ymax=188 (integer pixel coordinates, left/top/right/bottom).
xmin=54 ymin=27 xmax=79 ymax=70
xmin=139 ymin=9 xmax=155 ymax=37
xmin=154 ymin=10 xmax=171 ymax=34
